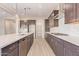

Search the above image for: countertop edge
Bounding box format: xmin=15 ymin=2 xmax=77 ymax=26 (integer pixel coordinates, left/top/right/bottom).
xmin=45 ymin=32 xmax=79 ymax=46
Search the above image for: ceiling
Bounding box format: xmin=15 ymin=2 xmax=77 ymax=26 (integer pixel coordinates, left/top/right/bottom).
xmin=0 ymin=3 xmax=59 ymax=19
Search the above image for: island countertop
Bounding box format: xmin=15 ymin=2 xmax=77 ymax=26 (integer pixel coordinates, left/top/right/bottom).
xmin=0 ymin=32 xmax=33 ymax=49
xmin=0 ymin=32 xmax=33 ymax=56
xmin=46 ymin=32 xmax=79 ymax=46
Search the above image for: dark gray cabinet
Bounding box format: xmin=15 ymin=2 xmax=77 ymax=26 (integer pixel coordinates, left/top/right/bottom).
xmin=27 ymin=36 xmax=31 ymax=52
xmin=7 ymin=48 xmax=19 ymax=56
xmin=45 ymin=19 xmax=50 ymax=32
xmin=64 ymin=41 xmax=79 ymax=56
xmin=54 ymin=37 xmax=64 ymax=56
xmin=50 ymin=35 xmax=56 ymax=53
xmin=19 ymin=38 xmax=27 ymax=56
xmin=30 ymin=33 xmax=34 ymax=46
xmin=45 ymin=33 xmax=49 ymax=43
xmin=1 ymin=33 xmax=34 ymax=56
xmin=45 ymin=33 xmax=64 ymax=56
xmin=45 ymin=33 xmax=79 ymax=56
xmin=50 ymin=35 xmax=64 ymax=56
xmin=19 ymin=33 xmax=34 ymax=56
xmin=2 ymin=41 xmax=19 ymax=56
xmin=64 ymin=41 xmax=73 ymax=56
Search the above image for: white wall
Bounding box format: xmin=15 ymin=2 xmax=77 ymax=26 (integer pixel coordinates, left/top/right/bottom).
xmin=5 ymin=20 xmax=16 ymax=34
xmin=0 ymin=19 xmax=16 ymax=35
xmin=58 ymin=24 xmax=79 ymax=36
xmin=36 ymin=19 xmax=45 ymax=39
xmin=0 ymin=19 xmax=5 ymax=35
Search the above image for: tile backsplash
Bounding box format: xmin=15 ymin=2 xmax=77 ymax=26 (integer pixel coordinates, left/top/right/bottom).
xmin=50 ymin=24 xmax=79 ymax=36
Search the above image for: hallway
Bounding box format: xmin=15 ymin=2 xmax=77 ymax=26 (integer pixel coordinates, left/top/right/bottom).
xmin=27 ymin=39 xmax=55 ymax=56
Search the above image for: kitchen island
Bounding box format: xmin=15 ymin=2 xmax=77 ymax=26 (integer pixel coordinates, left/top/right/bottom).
xmin=0 ymin=32 xmax=34 ymax=56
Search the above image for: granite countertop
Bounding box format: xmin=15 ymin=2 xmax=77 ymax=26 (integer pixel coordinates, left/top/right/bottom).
xmin=46 ymin=32 xmax=79 ymax=46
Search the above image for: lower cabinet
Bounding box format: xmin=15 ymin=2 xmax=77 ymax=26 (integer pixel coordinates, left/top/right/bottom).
xmin=51 ymin=37 xmax=55 ymax=53
xmin=19 ymin=38 xmax=27 ymax=56
xmin=64 ymin=41 xmax=79 ymax=56
xmin=1 ymin=41 xmax=19 ymax=56
xmin=45 ymin=33 xmax=79 ymax=56
xmin=55 ymin=38 xmax=64 ymax=56
xmin=1 ymin=33 xmax=34 ymax=56
xmin=27 ymin=36 xmax=31 ymax=52
xmin=19 ymin=34 xmax=34 ymax=56
xmin=7 ymin=48 xmax=19 ymax=56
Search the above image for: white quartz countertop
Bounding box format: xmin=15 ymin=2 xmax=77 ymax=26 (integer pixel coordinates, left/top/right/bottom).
xmin=0 ymin=32 xmax=33 ymax=49
xmin=46 ymin=32 xmax=79 ymax=46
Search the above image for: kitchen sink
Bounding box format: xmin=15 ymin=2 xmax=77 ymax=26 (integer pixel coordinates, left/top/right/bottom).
xmin=51 ymin=33 xmax=69 ymax=36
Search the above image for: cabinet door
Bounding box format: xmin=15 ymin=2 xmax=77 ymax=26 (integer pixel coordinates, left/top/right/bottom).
xmin=77 ymin=3 xmax=79 ymax=20
xmin=64 ymin=41 xmax=79 ymax=56
xmin=30 ymin=34 xmax=34 ymax=46
xmin=45 ymin=33 xmax=48 ymax=41
xmin=46 ymin=34 xmax=49 ymax=42
xmin=50 ymin=35 xmax=56 ymax=55
xmin=45 ymin=34 xmax=49 ymax=43
xmin=54 ymin=37 xmax=64 ymax=56
xmin=26 ymin=34 xmax=34 ymax=54
xmin=7 ymin=48 xmax=19 ymax=56
xmin=27 ymin=36 xmax=31 ymax=52
xmin=64 ymin=41 xmax=75 ymax=56
xmin=50 ymin=35 xmax=55 ymax=50
xmin=64 ymin=47 xmax=72 ymax=56
xmin=45 ymin=33 xmax=50 ymax=45
xmin=65 ymin=3 xmax=76 ymax=23
xmin=24 ymin=37 xmax=28 ymax=55
xmin=19 ymin=38 xmax=27 ymax=56
xmin=48 ymin=34 xmax=51 ymax=46
xmin=64 ymin=41 xmax=74 ymax=56
xmin=50 ymin=37 xmax=54 ymax=49
xmin=2 ymin=41 xmax=19 ymax=56
xmin=45 ymin=19 xmax=50 ymax=32
xmin=30 ymin=34 xmax=33 ymax=46
xmin=71 ymin=45 xmax=79 ymax=56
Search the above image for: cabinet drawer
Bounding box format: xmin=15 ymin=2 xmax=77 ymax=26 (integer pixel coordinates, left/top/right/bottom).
xmin=2 ymin=41 xmax=19 ymax=55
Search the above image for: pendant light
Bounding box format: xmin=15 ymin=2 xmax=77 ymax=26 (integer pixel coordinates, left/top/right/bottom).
xmin=24 ymin=7 xmax=31 ymax=22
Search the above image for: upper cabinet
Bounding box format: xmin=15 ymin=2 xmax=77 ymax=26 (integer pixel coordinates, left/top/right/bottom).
xmin=65 ymin=3 xmax=79 ymax=24
xmin=65 ymin=3 xmax=75 ymax=24
xmin=45 ymin=19 xmax=50 ymax=32
xmin=48 ymin=10 xmax=59 ymax=28
xmin=76 ymin=4 xmax=79 ymax=20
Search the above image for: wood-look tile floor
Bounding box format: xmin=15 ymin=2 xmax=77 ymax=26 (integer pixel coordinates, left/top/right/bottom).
xmin=27 ymin=39 xmax=55 ymax=56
